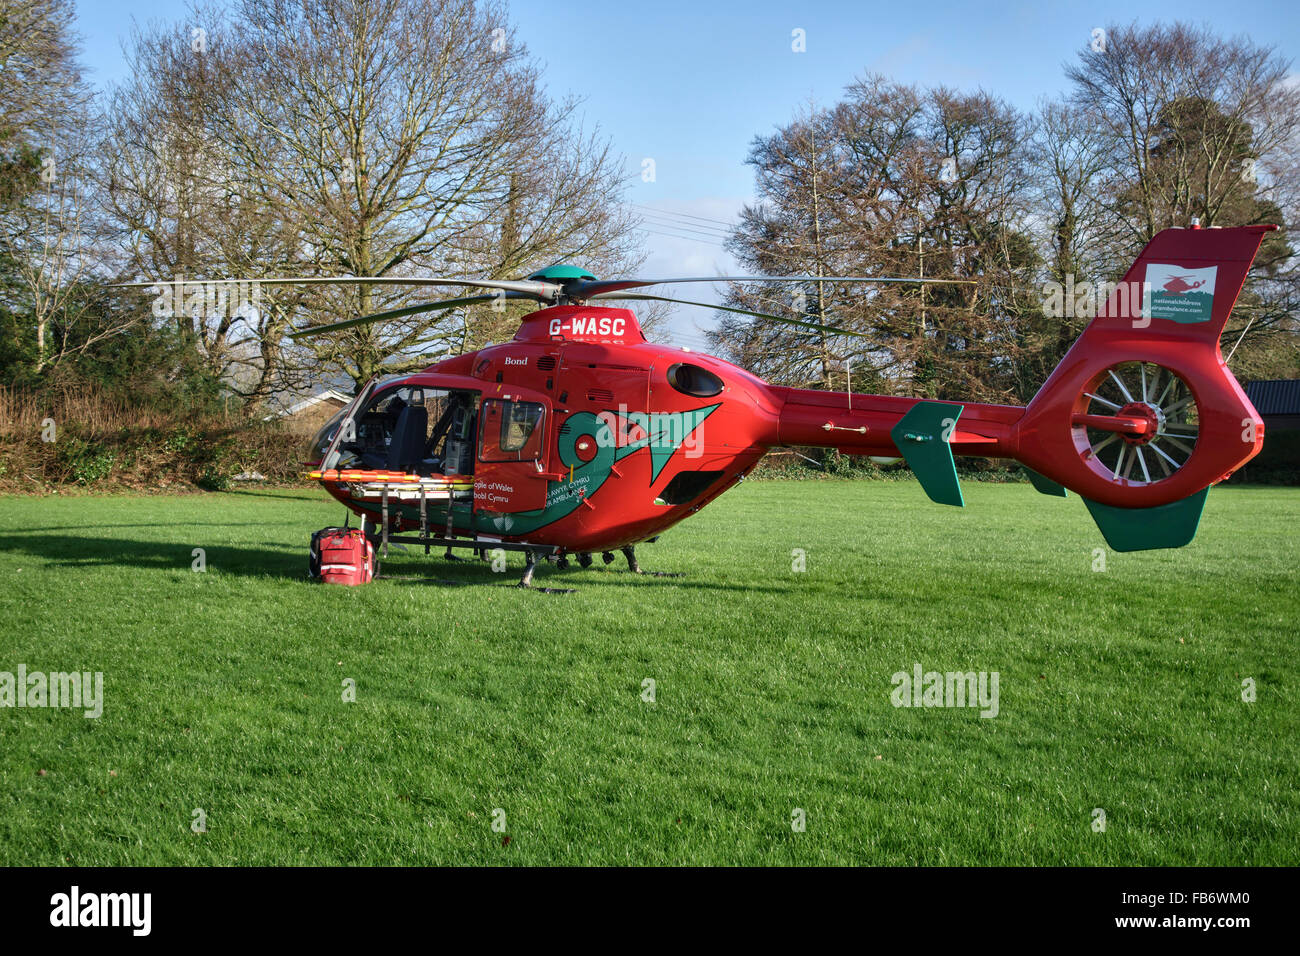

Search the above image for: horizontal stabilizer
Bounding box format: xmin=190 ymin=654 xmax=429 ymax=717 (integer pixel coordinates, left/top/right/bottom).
xmin=1083 ymin=487 xmax=1209 ymax=552
xmin=890 ymin=401 xmax=965 ymax=507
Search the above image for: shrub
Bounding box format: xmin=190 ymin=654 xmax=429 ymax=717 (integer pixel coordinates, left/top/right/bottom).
xmin=0 ymin=386 xmax=316 ymax=492
xmin=55 ymin=437 xmax=116 ymax=484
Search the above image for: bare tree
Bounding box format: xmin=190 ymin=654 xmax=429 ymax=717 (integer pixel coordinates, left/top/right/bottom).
xmin=1068 ymin=22 xmax=1300 ymax=239
xmin=717 ymin=102 xmax=860 ymax=389
xmin=1066 ymin=21 xmax=1300 ymax=372
xmin=0 ymin=0 xmax=120 ymax=375
xmin=104 ymin=0 xmax=647 ymax=405
xmin=1030 ymin=100 xmax=1112 ymax=286
xmin=1014 ymin=98 xmax=1116 ymax=391
xmin=214 ymin=0 xmax=640 ymax=387
xmin=103 ymin=10 xmax=310 ymax=404
xmin=716 ymin=78 xmax=1039 ymax=403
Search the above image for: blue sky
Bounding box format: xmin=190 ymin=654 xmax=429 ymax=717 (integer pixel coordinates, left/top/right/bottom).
xmin=72 ymin=0 xmax=1300 ymax=344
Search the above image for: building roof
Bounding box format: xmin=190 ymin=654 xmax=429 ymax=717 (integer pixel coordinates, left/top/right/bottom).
xmin=1244 ymin=380 xmax=1300 ymax=416
xmin=263 ymin=388 xmax=353 ymax=421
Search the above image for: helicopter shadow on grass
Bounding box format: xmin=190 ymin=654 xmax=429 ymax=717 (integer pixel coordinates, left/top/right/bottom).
xmin=0 ymin=530 xmax=308 ymax=580
xmin=16 ymin=522 xmax=288 ymax=533
xmin=379 ymin=555 xmax=793 ymax=595
xmin=2 ymin=530 xmax=794 ymax=593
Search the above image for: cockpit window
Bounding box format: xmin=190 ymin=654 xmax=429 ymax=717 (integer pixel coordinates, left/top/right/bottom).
xmin=305 ymin=405 xmax=350 ymax=467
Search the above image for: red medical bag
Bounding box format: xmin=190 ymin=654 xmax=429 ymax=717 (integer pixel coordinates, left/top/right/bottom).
xmin=310 ymin=527 xmax=375 ymax=585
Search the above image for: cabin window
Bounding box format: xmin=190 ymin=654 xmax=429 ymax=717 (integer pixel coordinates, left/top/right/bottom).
xmin=479 ymin=399 xmax=545 ymax=462
xmin=666 ymin=363 xmax=723 ymax=398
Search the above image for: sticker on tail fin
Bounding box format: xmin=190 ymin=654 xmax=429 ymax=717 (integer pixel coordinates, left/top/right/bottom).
xmin=1145 ymin=264 xmax=1217 ymax=324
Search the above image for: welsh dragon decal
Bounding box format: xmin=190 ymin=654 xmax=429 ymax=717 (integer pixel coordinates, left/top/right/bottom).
xmin=476 ymin=404 xmax=720 ymax=535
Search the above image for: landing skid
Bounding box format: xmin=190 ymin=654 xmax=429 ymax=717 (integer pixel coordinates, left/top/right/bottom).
xmin=620 ymin=544 xmax=682 ymax=577
xmin=362 ymin=492 xmax=562 ymax=587
xmin=518 ymin=548 xmax=576 ymax=594
xmin=358 ymin=489 xmax=674 ymax=590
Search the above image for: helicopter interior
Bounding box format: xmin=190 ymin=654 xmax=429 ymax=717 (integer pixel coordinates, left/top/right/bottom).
xmin=337 ymin=386 xmax=480 ymax=477
xmin=312 ymin=381 xmax=550 ymax=480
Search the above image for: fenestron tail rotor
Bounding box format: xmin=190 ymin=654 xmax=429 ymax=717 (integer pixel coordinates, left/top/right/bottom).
xmin=1073 ymin=361 xmax=1200 ymax=486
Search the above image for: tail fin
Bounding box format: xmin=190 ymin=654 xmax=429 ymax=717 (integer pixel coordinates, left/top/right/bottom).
xmin=1014 ymin=224 xmax=1274 ymax=551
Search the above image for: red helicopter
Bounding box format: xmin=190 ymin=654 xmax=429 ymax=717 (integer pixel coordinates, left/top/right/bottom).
xmin=130 ymin=223 xmax=1273 ymax=589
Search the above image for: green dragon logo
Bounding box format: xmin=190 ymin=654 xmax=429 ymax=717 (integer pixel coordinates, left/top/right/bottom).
xmin=473 ymin=404 xmax=720 ymax=535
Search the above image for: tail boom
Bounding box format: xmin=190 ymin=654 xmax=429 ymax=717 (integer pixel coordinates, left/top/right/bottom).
xmin=770 ymin=388 xmax=1022 ymax=459
xmin=763 ymin=224 xmax=1274 ymax=550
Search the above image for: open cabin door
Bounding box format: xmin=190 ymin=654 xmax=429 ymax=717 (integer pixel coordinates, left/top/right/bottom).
xmin=473 ymin=392 xmax=554 ymax=513
xmin=315 ymin=377 xmax=379 ymax=471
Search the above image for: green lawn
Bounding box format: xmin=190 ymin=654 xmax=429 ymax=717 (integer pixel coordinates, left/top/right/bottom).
xmin=0 ymin=480 xmax=1296 ymax=865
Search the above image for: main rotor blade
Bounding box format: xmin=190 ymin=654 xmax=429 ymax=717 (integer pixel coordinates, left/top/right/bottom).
xmin=113 ymin=275 xmax=559 ymax=298
xmin=571 ymin=274 xmax=975 ymax=298
xmin=594 ymin=292 xmax=871 ymax=339
xmin=288 ymin=292 xmax=527 ymax=339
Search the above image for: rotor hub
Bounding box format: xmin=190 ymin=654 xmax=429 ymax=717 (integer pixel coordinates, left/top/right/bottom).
xmin=1116 ymin=401 xmax=1163 ymax=445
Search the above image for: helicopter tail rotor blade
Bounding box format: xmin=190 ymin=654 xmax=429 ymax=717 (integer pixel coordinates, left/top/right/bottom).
xmin=288 ymin=291 xmax=529 ymax=339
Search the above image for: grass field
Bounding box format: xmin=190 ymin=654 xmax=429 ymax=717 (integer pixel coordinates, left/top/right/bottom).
xmin=0 ymin=480 xmax=1296 ymax=866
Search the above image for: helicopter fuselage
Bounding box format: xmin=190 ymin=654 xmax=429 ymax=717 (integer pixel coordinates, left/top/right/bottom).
xmin=311 ymin=303 xmax=1024 ymax=554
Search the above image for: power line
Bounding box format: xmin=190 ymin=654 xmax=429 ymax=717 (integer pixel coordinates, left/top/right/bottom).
xmin=636 ymin=212 xmax=734 ymax=237
xmin=630 ymin=203 xmax=740 ymax=230
xmin=635 ymin=215 xmax=735 ymax=241
xmin=635 ymin=226 xmax=729 ymax=248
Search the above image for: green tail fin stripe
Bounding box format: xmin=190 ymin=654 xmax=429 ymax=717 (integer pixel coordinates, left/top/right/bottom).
xmin=890 ymin=401 xmax=965 ymax=508
xmin=1083 ymin=486 xmax=1209 ymax=552
xmin=1024 ymin=467 xmax=1068 ymax=498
